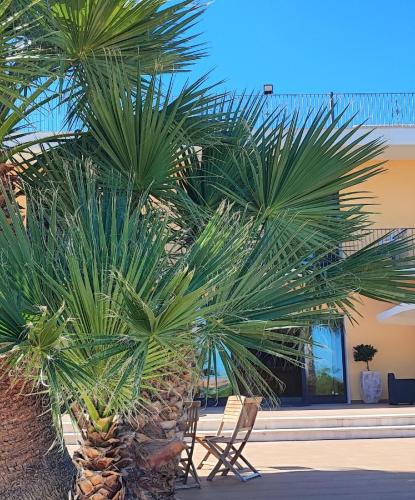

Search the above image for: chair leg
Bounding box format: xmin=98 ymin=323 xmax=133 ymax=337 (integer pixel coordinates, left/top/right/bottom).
xmin=233 ymin=451 xmax=260 ymax=475
xmin=221 ymin=444 xmax=247 ymax=476
xmin=186 ymin=443 xmax=201 ymax=488
xmin=195 ymin=437 xmax=217 ymax=469
xmin=233 ymin=442 xmax=259 ymax=470
xmin=202 ymin=441 xmax=228 ymax=480
xmin=189 ymin=459 xmax=201 ymax=487
xmin=236 ymin=440 xmax=260 ymax=474
xmin=179 ymin=437 xmax=202 ymax=486
xmin=197 ymin=449 xmax=212 ymax=470
xmin=204 ymin=442 xmax=247 ymax=482
xmin=183 ymin=452 xmax=192 ymax=484
xmin=207 ymin=453 xmax=247 ymax=482
xmin=207 ymin=452 xmax=233 ymax=481
xmin=177 ymin=453 xmax=201 ymax=489
xmin=205 ymin=441 xmax=261 ymax=482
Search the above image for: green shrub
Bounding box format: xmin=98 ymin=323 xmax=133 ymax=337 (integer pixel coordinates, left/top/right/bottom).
xmin=353 ymin=344 xmax=378 ymax=371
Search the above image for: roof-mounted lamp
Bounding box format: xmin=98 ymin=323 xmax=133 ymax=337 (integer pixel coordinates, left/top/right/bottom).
xmin=263 ymin=84 xmax=274 ymax=95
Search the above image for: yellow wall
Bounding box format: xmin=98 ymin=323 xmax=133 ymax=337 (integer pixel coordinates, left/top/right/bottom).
xmin=345 ymin=159 xmax=415 ymax=401
xmin=362 ymin=159 xmax=415 ymax=228
xmin=345 ymin=297 xmax=415 ymax=401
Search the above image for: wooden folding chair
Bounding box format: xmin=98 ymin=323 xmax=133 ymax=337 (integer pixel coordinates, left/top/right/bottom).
xmin=176 ymin=401 xmax=201 ymax=489
xmin=196 ymin=396 xmax=262 ymax=482
xmin=196 ymin=395 xmax=247 ymax=470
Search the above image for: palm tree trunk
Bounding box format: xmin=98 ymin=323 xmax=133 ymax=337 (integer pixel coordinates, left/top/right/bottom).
xmin=0 ymin=370 xmax=76 ymax=500
xmin=126 ymin=372 xmax=192 ymax=499
xmin=72 ymin=420 xmax=125 ymax=499
xmin=72 ymin=371 xmax=193 ymax=499
xmin=72 ymin=417 xmax=186 ymax=500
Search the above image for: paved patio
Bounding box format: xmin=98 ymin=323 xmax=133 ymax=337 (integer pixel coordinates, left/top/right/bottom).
xmin=178 ymin=438 xmax=415 ymax=500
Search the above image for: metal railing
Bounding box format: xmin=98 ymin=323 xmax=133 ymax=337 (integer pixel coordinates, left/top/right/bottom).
xmin=344 ymin=228 xmax=415 ymax=258
xmin=254 ymin=93 xmax=415 ymax=128
xmin=21 ymin=105 xmax=69 ymax=134
xmin=19 ymin=92 xmax=415 ymax=133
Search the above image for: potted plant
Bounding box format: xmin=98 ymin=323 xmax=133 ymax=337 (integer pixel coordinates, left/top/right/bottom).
xmin=353 ymin=344 xmax=381 ymax=403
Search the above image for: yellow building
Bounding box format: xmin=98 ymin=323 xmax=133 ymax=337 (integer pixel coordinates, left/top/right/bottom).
xmin=250 ymin=94 xmax=415 ymax=405
xmin=345 ymin=128 xmax=415 ymax=402
xmin=298 ymin=125 xmax=415 ymax=404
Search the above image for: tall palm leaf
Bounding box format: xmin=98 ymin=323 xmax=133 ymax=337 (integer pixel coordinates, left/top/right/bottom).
xmin=20 ymin=63 xmax=223 ymax=201
xmin=41 ymin=0 xmax=205 ymax=72
xmin=10 ymin=0 xmax=207 ymax=127
xmin=180 ymin=98 xmax=386 ymax=253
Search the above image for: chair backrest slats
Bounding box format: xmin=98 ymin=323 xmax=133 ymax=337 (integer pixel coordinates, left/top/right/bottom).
xmin=207 ymin=395 xmax=262 ymax=440
xmin=184 ymin=400 xmax=201 ymax=439
xmin=221 ymin=396 xmax=246 ymax=425
xmin=230 ymin=397 xmax=261 ymax=440
xmin=235 ymin=402 xmax=259 ymax=433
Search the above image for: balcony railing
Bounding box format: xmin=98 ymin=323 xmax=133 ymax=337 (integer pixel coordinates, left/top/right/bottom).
xmin=344 ymin=228 xmax=415 ymax=258
xmin=251 ymin=92 xmax=415 ymax=128
xmin=20 ymin=92 xmax=415 ymax=133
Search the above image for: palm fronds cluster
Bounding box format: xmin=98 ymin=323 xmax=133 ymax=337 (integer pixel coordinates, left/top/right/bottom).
xmin=0 ymin=1 xmax=414 ymax=499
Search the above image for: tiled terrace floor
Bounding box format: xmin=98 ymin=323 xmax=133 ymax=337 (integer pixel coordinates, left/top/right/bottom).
xmin=178 ymin=438 xmax=415 ymax=500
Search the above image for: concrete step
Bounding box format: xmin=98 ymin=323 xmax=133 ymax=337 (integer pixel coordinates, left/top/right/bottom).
xmin=62 ymin=410 xmax=415 ymax=444
xmin=202 ymin=424 xmax=415 ymax=441
xmin=63 ymin=423 xmax=415 ymax=444
xmin=197 ymin=412 xmax=415 ymax=431
xmin=64 ymin=432 xmax=80 ymax=445
xmin=62 ymin=417 xmax=80 ymax=445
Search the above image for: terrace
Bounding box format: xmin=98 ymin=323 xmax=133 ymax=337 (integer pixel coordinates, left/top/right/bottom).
xmin=178 ymin=436 xmax=415 ymax=500
xmin=25 ymin=91 xmax=415 ymax=132
xmin=23 ymin=91 xmax=415 ymax=163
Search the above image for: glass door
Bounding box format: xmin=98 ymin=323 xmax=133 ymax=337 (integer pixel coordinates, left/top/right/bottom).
xmin=304 ymin=322 xmax=347 ymax=403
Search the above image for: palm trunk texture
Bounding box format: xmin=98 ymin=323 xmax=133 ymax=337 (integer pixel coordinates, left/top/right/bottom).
xmin=0 ymin=370 xmax=76 ymax=500
xmin=73 ymin=373 xmax=191 ymax=500
xmin=129 ymin=372 xmax=192 ymax=499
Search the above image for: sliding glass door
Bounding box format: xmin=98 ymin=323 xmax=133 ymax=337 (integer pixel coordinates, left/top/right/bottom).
xmin=305 ymin=323 xmax=347 ymax=403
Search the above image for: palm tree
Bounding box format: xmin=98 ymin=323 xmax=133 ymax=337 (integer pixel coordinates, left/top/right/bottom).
xmin=0 ymin=2 xmax=209 ymax=498
xmin=0 ymin=371 xmax=75 ymax=499
xmin=43 ymin=67 xmax=415 ymax=500
xmin=0 ymin=2 xmax=80 ymax=498
xmin=12 ymin=55 xmax=415 ymax=499
xmin=0 ymin=188 xmax=77 ymax=498
xmin=2 ymin=159 xmax=413 ymax=500
xmin=1 ymin=2 xmax=415 ymax=500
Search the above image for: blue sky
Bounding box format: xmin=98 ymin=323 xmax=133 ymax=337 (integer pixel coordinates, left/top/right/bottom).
xmin=182 ymin=0 xmax=415 ymax=94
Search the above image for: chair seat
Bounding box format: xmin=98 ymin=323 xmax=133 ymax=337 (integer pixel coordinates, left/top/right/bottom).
xmin=203 ymin=435 xmax=245 ymax=444
xmin=196 ymin=434 xmax=221 ymax=440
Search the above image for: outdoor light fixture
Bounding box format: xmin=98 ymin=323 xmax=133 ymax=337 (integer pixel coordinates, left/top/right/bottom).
xmin=263 ymin=84 xmax=274 ymax=95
